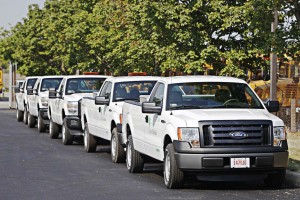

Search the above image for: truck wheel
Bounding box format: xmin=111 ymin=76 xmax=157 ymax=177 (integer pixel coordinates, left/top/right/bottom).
xmin=84 ymin=123 xmax=97 ymax=152
xmin=126 ymin=135 xmax=144 ymax=173
xmin=264 ymin=169 xmax=286 ymax=189
xmin=62 ymin=119 xmax=73 ymax=145
xmin=16 ymin=109 xmax=23 ymax=122
xmin=28 ymin=112 xmax=36 ymax=128
xmin=37 ymin=112 xmax=46 ymax=133
xmin=23 ymin=106 xmax=28 ymax=124
xmin=49 ymin=118 xmax=59 ymax=139
xmin=164 ymin=143 xmax=184 ymax=189
xmin=111 ymin=127 xmax=125 ymax=163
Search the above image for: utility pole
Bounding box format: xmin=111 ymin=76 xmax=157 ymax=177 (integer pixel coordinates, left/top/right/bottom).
xmin=270 ymin=9 xmax=278 ymax=101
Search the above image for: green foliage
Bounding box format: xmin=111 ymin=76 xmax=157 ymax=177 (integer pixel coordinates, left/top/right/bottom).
xmin=0 ymin=0 xmax=299 ymax=76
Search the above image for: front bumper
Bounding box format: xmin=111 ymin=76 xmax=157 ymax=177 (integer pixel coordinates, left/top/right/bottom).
xmin=173 ymin=140 xmax=289 ymax=171
xmin=65 ymin=116 xmax=83 ymax=136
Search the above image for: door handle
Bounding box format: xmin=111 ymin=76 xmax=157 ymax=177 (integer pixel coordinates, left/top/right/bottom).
xmin=98 ymin=107 xmax=101 ymax=112
xmin=109 ymin=109 xmax=112 ymax=112
xmin=161 ymin=119 xmax=166 ymax=123
xmin=145 ymin=115 xmax=149 ymax=123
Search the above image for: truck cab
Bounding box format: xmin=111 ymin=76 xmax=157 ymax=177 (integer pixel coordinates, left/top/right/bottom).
xmin=47 ymin=75 xmax=108 ymax=144
xmin=27 ymin=76 xmax=64 ymax=132
xmin=16 ymin=76 xmax=39 ymax=124
xmin=122 ymin=76 xmax=288 ymax=189
xmin=81 ymin=76 xmax=159 ymax=163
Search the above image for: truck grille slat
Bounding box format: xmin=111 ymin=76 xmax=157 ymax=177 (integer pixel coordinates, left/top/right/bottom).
xmin=214 ymin=139 xmax=263 ymax=144
xmin=212 ymin=126 xmax=262 ymax=132
xmin=213 ymin=133 xmax=262 ymax=138
xmin=200 ymin=121 xmax=272 ymax=147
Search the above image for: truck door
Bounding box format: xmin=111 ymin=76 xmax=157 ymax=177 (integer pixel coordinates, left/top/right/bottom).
xmin=97 ymin=81 xmax=113 ymax=140
xmin=53 ymin=79 xmax=65 ymax=123
xmin=144 ymin=83 xmax=165 ymax=159
xmin=31 ymin=79 xmax=40 ymax=116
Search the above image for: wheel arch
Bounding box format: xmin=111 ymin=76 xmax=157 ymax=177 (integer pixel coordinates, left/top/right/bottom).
xmin=163 ymin=134 xmax=172 ymax=151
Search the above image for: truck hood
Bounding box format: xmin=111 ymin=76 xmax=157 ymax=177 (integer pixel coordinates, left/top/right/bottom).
xmin=39 ymin=91 xmax=49 ymax=98
xmin=64 ymin=93 xmax=94 ymax=101
xmin=170 ymin=109 xmax=284 ymax=127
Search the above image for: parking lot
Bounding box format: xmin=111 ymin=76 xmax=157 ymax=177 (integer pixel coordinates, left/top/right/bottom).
xmin=0 ymin=106 xmax=299 ymax=200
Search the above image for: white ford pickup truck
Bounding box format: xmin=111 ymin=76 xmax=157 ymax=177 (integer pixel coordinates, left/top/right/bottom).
xmin=16 ymin=76 xmax=39 ymax=124
xmin=47 ymin=75 xmax=108 ymax=144
xmin=121 ymin=76 xmax=288 ymax=189
xmin=81 ymin=76 xmax=158 ymax=163
xmin=27 ymin=76 xmax=64 ymax=132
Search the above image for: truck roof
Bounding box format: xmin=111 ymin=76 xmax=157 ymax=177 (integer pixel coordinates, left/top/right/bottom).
xmin=38 ymin=75 xmax=65 ymax=79
xmin=104 ymin=76 xmax=161 ymax=83
xmin=25 ymin=76 xmax=40 ymax=80
xmin=63 ymin=75 xmax=109 ymax=79
xmin=160 ymin=76 xmax=247 ymax=84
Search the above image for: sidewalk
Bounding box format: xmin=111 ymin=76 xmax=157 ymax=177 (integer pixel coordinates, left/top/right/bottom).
xmin=0 ymin=98 xmax=9 ymax=109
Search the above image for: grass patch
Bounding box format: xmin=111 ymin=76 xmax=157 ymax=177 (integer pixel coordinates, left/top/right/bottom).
xmin=288 ymin=132 xmax=300 ymax=172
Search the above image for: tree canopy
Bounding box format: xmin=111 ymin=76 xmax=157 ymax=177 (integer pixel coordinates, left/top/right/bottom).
xmin=0 ymin=0 xmax=299 ymax=77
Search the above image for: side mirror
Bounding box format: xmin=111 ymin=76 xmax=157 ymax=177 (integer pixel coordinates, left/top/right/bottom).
xmin=27 ymin=88 xmax=34 ymax=95
xmin=142 ymin=102 xmax=161 ymax=114
xmin=95 ymin=96 xmax=109 ymax=105
xmin=20 ymin=88 xmax=24 ymax=93
xmin=48 ymin=88 xmax=57 ymax=99
xmin=264 ymin=100 xmax=279 ymax=112
xmin=15 ymin=87 xmax=20 ymax=93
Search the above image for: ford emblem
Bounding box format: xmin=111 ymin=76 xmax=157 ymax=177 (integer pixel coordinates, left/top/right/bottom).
xmin=229 ymin=131 xmax=247 ymax=139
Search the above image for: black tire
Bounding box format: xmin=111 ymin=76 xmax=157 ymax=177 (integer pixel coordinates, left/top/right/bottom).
xmin=62 ymin=119 xmax=73 ymax=145
xmin=111 ymin=127 xmax=126 ymax=163
xmin=164 ymin=143 xmax=184 ymax=189
xmin=28 ymin=112 xmax=36 ymax=128
xmin=16 ymin=109 xmax=23 ymax=122
xmin=23 ymin=106 xmax=28 ymax=124
xmin=37 ymin=111 xmax=46 ymax=133
xmin=264 ymin=169 xmax=286 ymax=189
xmin=126 ymin=135 xmax=144 ymax=173
xmin=49 ymin=118 xmax=60 ymax=139
xmin=84 ymin=122 xmax=97 ymax=152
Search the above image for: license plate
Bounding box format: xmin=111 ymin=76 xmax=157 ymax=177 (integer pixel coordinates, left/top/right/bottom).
xmin=230 ymin=158 xmax=250 ymax=168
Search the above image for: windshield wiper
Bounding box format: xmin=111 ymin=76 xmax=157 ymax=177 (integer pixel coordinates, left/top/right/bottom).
xmin=170 ymin=105 xmax=204 ymax=110
xmin=114 ymin=98 xmax=126 ymax=101
xmin=115 ymin=98 xmax=139 ymax=102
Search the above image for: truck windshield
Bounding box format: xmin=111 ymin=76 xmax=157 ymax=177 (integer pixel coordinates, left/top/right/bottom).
xmin=166 ymin=82 xmax=264 ymax=110
xmin=41 ymin=78 xmax=63 ymax=92
xmin=26 ymin=78 xmax=38 ymax=89
xmin=113 ymin=81 xmax=157 ymax=102
xmin=66 ymin=78 xmax=106 ymax=95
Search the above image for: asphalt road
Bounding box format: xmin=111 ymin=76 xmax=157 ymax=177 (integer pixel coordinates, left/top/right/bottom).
xmin=0 ymin=108 xmax=299 ymax=200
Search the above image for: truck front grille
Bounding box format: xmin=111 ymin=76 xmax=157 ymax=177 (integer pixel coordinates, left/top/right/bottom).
xmin=199 ymin=120 xmax=272 ymax=147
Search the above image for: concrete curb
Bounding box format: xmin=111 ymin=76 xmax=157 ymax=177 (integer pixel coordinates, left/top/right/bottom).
xmin=285 ymin=170 xmax=300 ymax=187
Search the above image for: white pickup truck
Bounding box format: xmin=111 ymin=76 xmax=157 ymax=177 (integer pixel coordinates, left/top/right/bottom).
xmin=121 ymin=76 xmax=288 ymax=189
xmin=27 ymin=76 xmax=64 ymax=132
xmin=81 ymin=76 xmax=158 ymax=163
xmin=47 ymin=75 xmax=108 ymax=145
xmin=16 ymin=76 xmax=39 ymax=124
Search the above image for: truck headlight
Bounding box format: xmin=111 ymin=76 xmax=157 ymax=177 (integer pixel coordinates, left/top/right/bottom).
xmin=67 ymin=101 xmax=78 ymax=115
xmin=41 ymin=97 xmax=48 ymax=107
xmin=273 ymin=127 xmax=286 ymax=146
xmin=177 ymin=128 xmax=200 ymax=148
